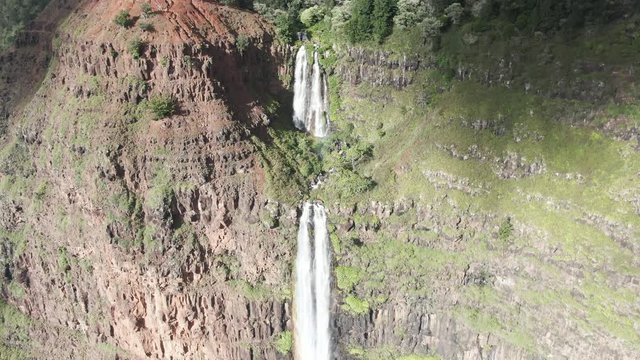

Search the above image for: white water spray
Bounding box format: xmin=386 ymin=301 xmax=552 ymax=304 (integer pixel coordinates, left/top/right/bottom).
xmin=294 ymin=202 xmax=332 ymax=360
xmin=292 ymin=46 xmax=330 ymax=137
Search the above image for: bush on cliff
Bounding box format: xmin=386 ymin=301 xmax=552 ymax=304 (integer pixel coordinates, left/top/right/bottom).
xmin=140 ymin=2 xmax=153 ymax=18
xmin=128 ymin=38 xmax=145 ymax=59
xmin=236 ymin=34 xmax=249 ymax=55
xmin=114 ymin=10 xmax=133 ymax=28
xmin=148 ymin=95 xmax=176 ymax=119
xmin=274 ymin=330 xmax=292 ymax=354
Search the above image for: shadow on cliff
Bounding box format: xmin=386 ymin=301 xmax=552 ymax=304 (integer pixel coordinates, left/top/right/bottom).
xmin=0 ymin=0 xmax=81 ymax=136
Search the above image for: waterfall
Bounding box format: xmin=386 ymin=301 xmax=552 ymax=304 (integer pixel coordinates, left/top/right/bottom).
xmin=292 ymin=46 xmax=330 ymax=138
xmin=294 ymin=202 xmax=332 ymax=360
xmin=292 ymin=46 xmax=309 ymax=131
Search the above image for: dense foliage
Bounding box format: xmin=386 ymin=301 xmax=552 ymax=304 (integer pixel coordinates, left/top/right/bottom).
xmin=0 ymin=0 xmax=50 ymax=50
xmin=252 ymin=0 xmax=638 ymax=46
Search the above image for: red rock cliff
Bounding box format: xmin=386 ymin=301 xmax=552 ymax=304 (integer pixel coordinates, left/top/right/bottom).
xmin=0 ymin=0 xmax=296 ymax=358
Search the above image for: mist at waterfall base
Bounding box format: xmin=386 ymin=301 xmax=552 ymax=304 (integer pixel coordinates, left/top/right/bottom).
xmin=292 ymin=46 xmax=330 ymax=138
xmin=294 ymin=203 xmax=332 ymax=360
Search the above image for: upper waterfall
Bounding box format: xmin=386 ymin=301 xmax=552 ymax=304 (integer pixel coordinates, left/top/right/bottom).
xmin=294 ymin=202 xmax=332 ymax=360
xmin=292 ymin=46 xmax=330 ymax=138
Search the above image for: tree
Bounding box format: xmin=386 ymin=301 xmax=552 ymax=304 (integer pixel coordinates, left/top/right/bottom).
xmin=394 ymin=0 xmax=431 ymax=29
xmin=274 ymin=11 xmax=298 ymax=43
xmin=330 ymin=1 xmax=352 ymax=30
xmin=347 ymin=0 xmax=374 ymax=42
xmin=300 ymin=5 xmax=324 ymax=27
xmin=421 ymin=16 xmax=442 ymax=38
xmin=371 ymin=0 xmax=396 ymax=42
xmin=444 ymin=2 xmax=464 ymax=25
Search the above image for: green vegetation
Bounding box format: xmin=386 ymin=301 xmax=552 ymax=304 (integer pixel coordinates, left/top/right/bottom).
xmin=279 ymin=9 xmax=640 ymax=355
xmin=138 ymin=22 xmax=154 ymax=32
xmin=220 ymin=0 xmax=254 ymax=9
xmin=113 ymin=10 xmax=133 ymax=28
xmin=0 ymin=300 xmax=30 ymax=359
xmin=229 ymin=279 xmax=271 ymax=301
xmin=273 ymin=11 xmax=300 ymax=44
xmin=498 ymin=217 xmax=513 ymax=243
xmin=148 ymin=95 xmax=176 ymax=119
xmin=397 ymin=355 xmax=440 ymax=360
xmin=273 ymin=330 xmax=292 ymax=354
xmin=145 ymin=167 xmax=174 ymax=211
xmin=300 ymin=6 xmax=324 ymax=28
xmin=127 ymin=38 xmax=144 ymax=59
xmin=140 ymin=2 xmax=153 ymax=18
xmin=235 ymin=34 xmax=249 ymax=55
xmin=0 ymin=0 xmax=50 ymax=50
xmin=343 ymin=295 xmax=370 ymax=315
xmin=336 ymin=266 xmax=362 ymax=291
xmin=57 ymin=247 xmax=71 ymax=275
xmin=252 ymin=128 xmax=321 ymax=204
xmin=346 ymin=0 xmax=374 ymax=43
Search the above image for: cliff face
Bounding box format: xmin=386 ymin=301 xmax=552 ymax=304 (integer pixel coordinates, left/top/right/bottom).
xmin=314 ymin=17 xmax=640 ymax=359
xmin=2 ymin=1 xmax=640 ymax=360
xmin=1 ymin=1 xmax=297 ymax=358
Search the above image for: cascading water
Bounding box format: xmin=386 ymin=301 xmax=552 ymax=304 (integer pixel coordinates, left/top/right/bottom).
xmin=292 ymin=46 xmax=330 ymax=138
xmin=294 ymin=202 xmax=332 ymax=360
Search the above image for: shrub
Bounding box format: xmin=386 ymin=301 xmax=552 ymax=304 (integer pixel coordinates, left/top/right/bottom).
xmin=328 ymin=169 xmax=375 ymax=198
xmin=128 ymin=38 xmax=145 ymax=59
xmin=343 ymin=295 xmax=370 ymax=315
xmin=336 ymin=266 xmax=362 ymax=291
xmin=235 ymin=34 xmax=249 ymax=55
xmin=148 ymin=95 xmax=176 ymax=119
xmin=182 ymin=55 xmax=193 ymax=68
xmin=114 ymin=10 xmax=133 ymax=28
xmin=498 ymin=217 xmax=514 ymax=242
xmin=159 ymin=56 xmax=169 ymax=67
xmin=138 ymin=22 xmax=154 ymax=32
xmin=274 ymin=331 xmax=292 ymax=354
xmin=140 ymin=2 xmax=153 ymax=18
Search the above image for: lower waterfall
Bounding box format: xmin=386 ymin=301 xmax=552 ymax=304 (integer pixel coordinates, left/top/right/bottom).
xmin=294 ymin=202 xmax=332 ymax=360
